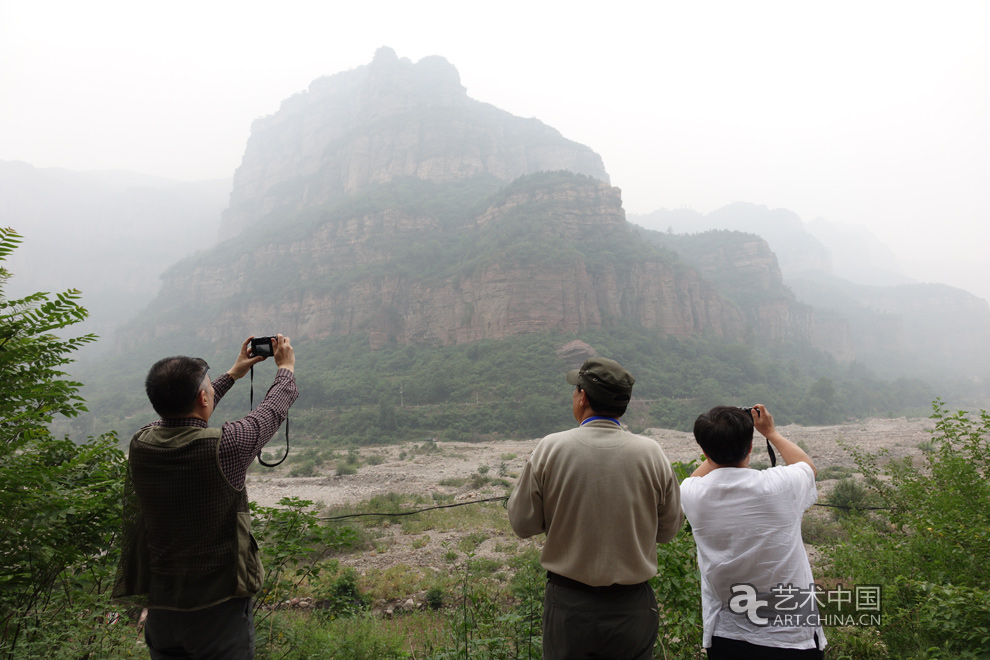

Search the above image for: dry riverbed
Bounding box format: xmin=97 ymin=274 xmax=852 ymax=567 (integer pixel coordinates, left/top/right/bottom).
xmin=246 ymin=417 xmax=935 ymax=590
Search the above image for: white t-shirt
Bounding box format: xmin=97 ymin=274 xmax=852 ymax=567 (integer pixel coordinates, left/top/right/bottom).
xmin=680 ymin=463 xmax=826 ymax=650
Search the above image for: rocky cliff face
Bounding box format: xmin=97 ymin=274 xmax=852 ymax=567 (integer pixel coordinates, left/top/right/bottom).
xmin=638 ymin=228 xmax=841 ymax=352
xmin=219 ymin=47 xmax=609 ymax=241
xmin=117 ymin=50 xmax=828 ymax=358
xmin=122 ymin=178 xmax=752 ymax=351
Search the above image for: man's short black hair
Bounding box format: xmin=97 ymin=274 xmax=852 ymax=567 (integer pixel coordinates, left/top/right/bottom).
xmin=145 ymin=356 xmax=209 ymax=418
xmin=693 ymin=406 xmax=754 ymax=465
xmin=581 ymin=387 xmax=628 ymax=418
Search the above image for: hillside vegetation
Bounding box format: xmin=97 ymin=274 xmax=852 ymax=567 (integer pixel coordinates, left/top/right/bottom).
xmin=73 ymin=172 xmax=942 ymax=444
xmin=72 ymin=323 xmax=936 ymax=460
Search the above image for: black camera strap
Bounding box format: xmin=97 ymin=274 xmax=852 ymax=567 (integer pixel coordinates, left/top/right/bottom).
xmin=744 ymin=406 xmax=777 ymax=468
xmin=250 ymin=365 xmax=289 ymax=467
xmin=766 ymin=439 xmax=777 ymax=467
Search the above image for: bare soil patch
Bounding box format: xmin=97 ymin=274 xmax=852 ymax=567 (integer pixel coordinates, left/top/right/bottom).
xmin=246 ymin=417 xmax=934 ymax=602
xmin=249 ymin=417 xmax=933 ymax=509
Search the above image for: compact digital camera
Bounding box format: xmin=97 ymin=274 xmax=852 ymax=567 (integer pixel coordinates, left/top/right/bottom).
xmin=740 ymin=406 xmax=761 ymax=417
xmin=250 ymin=336 xmax=278 ymax=358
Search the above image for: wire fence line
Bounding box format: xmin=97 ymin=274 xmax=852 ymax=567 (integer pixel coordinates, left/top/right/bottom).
xmin=320 ymin=496 xmax=509 ymax=522
xmin=312 ymin=496 xmax=887 ymax=523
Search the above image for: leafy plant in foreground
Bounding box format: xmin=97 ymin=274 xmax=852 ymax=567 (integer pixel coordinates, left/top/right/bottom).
xmin=0 ymin=227 xmax=128 ymax=658
xmin=653 ymin=460 xmax=703 ymax=659
xmin=827 ymin=400 xmax=990 ymax=657
xmin=250 ymin=497 xmax=360 ymax=655
xmin=428 ymin=546 xmax=543 ymax=660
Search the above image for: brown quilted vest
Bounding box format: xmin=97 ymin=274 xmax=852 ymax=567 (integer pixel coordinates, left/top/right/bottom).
xmin=112 ymin=426 xmax=263 ymax=610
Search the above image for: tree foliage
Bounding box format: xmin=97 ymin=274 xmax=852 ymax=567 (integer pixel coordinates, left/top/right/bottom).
xmin=0 ymin=227 xmax=128 ymax=658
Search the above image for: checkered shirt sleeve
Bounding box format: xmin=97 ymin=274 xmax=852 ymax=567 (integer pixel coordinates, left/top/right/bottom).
xmin=216 ymin=369 xmax=298 ymax=489
xmin=146 ymin=369 xmax=298 ymax=490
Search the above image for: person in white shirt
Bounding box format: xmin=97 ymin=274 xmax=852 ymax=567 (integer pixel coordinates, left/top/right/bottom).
xmin=680 ymin=405 xmax=826 ymax=659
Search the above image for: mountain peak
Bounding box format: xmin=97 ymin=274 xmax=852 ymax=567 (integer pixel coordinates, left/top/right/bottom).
xmin=221 ymin=49 xmax=606 ymax=241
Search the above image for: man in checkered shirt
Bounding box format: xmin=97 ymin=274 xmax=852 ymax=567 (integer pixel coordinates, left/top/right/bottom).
xmin=113 ymin=335 xmax=297 ymax=659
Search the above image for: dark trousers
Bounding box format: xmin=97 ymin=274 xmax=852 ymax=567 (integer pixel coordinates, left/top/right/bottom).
xmin=542 ymin=574 xmax=658 ymax=660
xmin=707 ymin=634 xmax=824 ymax=660
xmin=145 ymin=597 xmax=255 ymax=659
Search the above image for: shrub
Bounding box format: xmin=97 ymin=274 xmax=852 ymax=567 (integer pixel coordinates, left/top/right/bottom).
xmin=651 ymin=461 xmax=703 ymax=659
xmin=291 ymin=458 xmax=317 ymax=477
xmin=429 ymin=546 xmax=544 ymax=660
xmin=256 ymin=612 xmax=409 ymax=660
xmin=826 ymin=400 xmax=990 ymax=657
xmin=426 ymin=586 xmax=445 ymax=610
xmin=467 ymin=558 xmax=501 ymax=574
xmin=320 ymin=567 xmax=370 ymax=618
xmin=825 ymin=477 xmax=872 ymax=518
xmin=468 ymin=472 xmax=491 ymax=489
xmin=816 ymin=464 xmax=854 ymax=480
xmin=250 ymin=497 xmax=359 ymax=622
xmin=824 ymin=626 xmax=888 ymax=659
xmin=458 ymin=532 xmax=488 ymax=554
xmin=801 ymin=511 xmax=846 ymax=545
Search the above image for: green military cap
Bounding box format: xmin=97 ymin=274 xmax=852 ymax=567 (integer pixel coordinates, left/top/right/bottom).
xmin=565 ymin=357 xmax=635 ymax=407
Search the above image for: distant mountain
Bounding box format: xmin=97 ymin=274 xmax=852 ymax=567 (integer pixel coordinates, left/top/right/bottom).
xmin=632 ymin=203 xmax=843 ymax=282
xmin=631 ymin=203 xmax=918 ymax=288
xmin=787 ymin=274 xmax=990 ymax=377
xmin=0 ymin=160 xmax=231 ymax=352
xmin=630 ymin=205 xmax=990 ymax=378
xmin=805 ymin=217 xmax=911 ymax=287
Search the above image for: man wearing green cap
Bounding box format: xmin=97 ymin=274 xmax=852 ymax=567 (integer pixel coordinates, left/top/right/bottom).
xmin=508 ymin=357 xmax=683 ymax=660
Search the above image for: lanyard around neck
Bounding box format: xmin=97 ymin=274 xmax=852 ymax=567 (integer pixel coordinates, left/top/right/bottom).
xmin=580 ymin=415 xmax=621 ymax=427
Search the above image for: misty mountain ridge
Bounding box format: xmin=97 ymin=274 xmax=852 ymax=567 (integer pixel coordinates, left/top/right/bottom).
xmin=630 ymin=204 xmax=913 ymax=289
xmin=0 ymin=159 xmax=230 ymax=350
xmin=632 ymin=204 xmax=990 ymax=379
xmin=98 ymin=48 xmax=986 ymax=386
xmin=114 ymin=48 xmax=821 ymax=360
xmin=6 ymin=48 xmax=988 ymax=440
xmin=219 ymin=46 xmax=609 ymax=242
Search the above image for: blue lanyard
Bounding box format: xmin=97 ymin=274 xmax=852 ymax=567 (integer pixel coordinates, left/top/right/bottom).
xmin=580 ymin=416 xmax=621 ymax=427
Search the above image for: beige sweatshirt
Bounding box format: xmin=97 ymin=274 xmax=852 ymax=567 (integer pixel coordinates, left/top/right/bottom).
xmin=507 ymin=419 xmax=683 ymax=586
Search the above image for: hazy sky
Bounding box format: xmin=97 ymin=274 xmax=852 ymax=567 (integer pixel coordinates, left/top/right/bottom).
xmin=2 ymin=1 xmax=988 ymax=300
